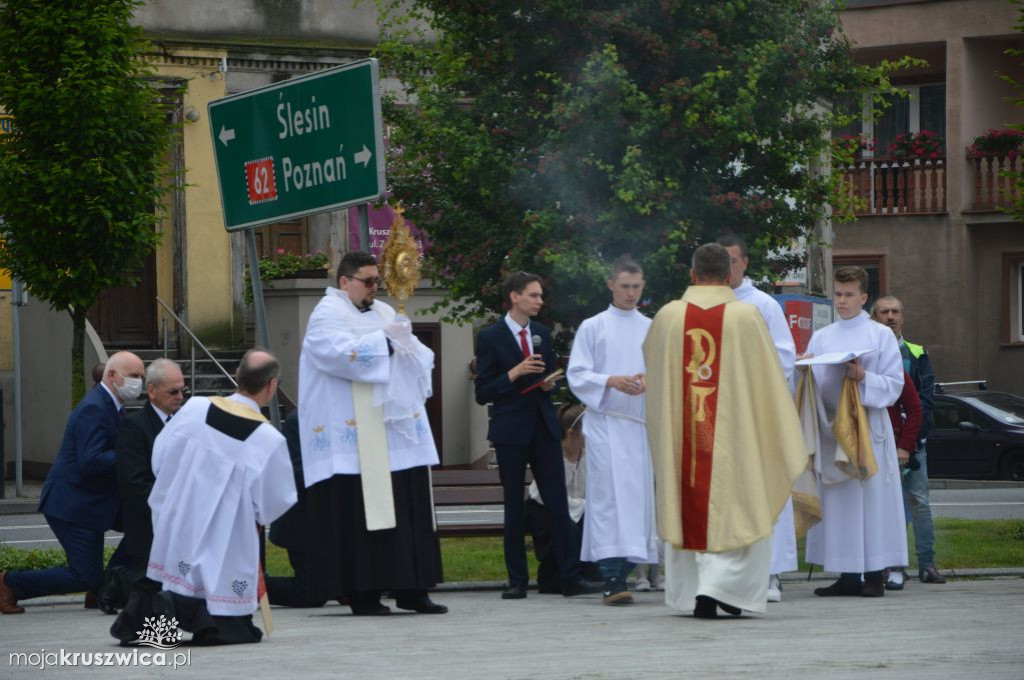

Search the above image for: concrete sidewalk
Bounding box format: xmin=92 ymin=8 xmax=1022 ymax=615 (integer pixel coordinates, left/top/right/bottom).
xmin=3 ymin=576 xmax=1022 ymax=679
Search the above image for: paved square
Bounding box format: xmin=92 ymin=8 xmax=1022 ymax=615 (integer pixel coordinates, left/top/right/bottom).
xmin=3 ymin=578 xmax=1022 ymax=679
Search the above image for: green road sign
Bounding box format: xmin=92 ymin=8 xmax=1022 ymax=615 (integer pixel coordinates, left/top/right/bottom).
xmin=208 ymin=59 xmax=386 ymax=232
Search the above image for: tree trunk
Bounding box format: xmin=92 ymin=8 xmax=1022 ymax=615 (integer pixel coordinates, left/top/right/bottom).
xmin=70 ymin=306 xmax=86 ymax=407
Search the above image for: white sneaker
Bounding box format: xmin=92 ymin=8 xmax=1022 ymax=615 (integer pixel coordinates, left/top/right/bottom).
xmin=634 ymin=578 xmax=652 ymax=592
xmin=767 ymin=574 xmax=782 ymax=602
xmin=653 ymin=575 xmax=665 ymax=591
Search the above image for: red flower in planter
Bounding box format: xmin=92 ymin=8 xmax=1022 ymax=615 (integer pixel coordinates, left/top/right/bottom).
xmin=889 ymin=130 xmax=943 ymax=158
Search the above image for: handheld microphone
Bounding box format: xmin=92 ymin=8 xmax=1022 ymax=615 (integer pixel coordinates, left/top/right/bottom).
xmin=531 ymin=334 xmax=542 ymax=349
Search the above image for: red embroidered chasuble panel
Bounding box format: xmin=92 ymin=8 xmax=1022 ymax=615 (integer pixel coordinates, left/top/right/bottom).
xmin=680 ymin=302 xmax=725 ymax=550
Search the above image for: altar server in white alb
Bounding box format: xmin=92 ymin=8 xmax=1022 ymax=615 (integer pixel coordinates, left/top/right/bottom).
xmin=145 ymin=350 xmax=296 ymax=644
xmin=299 ymin=251 xmax=445 ymax=616
xmin=718 ymin=234 xmax=797 ymax=603
xmin=568 ymin=255 xmax=659 ymax=606
xmin=805 ymin=266 xmax=908 ymax=598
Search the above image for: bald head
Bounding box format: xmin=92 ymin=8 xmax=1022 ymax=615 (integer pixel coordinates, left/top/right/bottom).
xmin=235 ymin=349 xmax=280 ymax=406
xmin=103 ymin=351 xmax=145 ymax=404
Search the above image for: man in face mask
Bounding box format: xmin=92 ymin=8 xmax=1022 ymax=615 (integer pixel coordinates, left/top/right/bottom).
xmin=0 ymin=351 xmax=144 ymax=615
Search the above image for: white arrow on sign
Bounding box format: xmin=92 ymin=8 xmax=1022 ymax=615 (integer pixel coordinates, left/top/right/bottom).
xmin=354 ymin=145 xmax=372 ymax=167
xmin=218 ymin=126 xmax=236 ymax=147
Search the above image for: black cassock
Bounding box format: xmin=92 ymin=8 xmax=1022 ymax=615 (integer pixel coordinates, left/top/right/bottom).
xmin=304 ymin=465 xmax=443 ymax=600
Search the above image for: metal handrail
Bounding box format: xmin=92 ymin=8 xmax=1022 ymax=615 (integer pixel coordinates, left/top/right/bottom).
xmin=155 ymin=297 xmax=298 ymax=412
xmin=156 ymin=297 xmax=237 ymax=388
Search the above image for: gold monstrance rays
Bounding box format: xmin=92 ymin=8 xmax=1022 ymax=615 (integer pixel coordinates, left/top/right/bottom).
xmin=379 ymin=203 xmax=420 ymax=315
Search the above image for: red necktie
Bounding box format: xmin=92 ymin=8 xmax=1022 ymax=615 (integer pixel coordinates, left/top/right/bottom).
xmin=519 ymin=328 xmax=530 ymax=359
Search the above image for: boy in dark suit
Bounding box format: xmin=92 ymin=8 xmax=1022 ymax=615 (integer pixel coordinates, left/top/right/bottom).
xmin=475 ymin=272 xmax=600 ymax=599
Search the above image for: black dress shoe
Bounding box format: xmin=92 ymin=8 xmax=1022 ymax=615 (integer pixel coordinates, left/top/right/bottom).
xmin=501 ymin=585 xmax=527 ymax=600
xmin=717 ymin=599 xmax=741 ymax=615
xmin=813 ymin=578 xmax=862 ymax=597
xmin=561 ymin=579 xmax=604 ymax=597
xmin=351 ymin=603 xmax=392 ymax=615
xmin=693 ymin=595 xmax=718 ymax=618
xmin=396 ymin=595 xmax=448 ymax=614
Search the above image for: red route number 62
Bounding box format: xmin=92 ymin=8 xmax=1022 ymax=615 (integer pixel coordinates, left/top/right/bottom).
xmin=245 ymin=157 xmax=278 ymax=205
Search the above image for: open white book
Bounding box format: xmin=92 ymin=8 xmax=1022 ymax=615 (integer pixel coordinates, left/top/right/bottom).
xmin=795 ymin=349 xmax=873 ymax=366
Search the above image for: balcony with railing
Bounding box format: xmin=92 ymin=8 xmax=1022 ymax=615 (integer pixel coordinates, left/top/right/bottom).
xmin=837 ymin=156 xmax=946 ymax=216
xmin=966 ymin=151 xmax=1021 ymax=213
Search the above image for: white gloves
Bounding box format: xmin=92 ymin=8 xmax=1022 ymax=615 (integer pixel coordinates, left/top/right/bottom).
xmin=384 ymin=315 xmax=413 ymax=344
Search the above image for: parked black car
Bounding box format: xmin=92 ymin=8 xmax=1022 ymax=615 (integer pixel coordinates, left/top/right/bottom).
xmin=927 ymin=391 xmax=1024 ymax=480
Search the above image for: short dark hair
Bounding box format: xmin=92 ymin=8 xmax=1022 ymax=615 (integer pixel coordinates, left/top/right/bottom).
xmin=610 ymin=254 xmax=643 ymax=279
xmin=337 ymin=251 xmax=377 ymax=280
xmin=236 ymin=348 xmax=280 ymax=396
xmin=870 ymin=295 xmax=902 ymax=320
xmin=692 ymin=243 xmax=731 ymax=282
xmin=502 ymin=271 xmax=543 ymax=305
xmin=835 ymin=266 xmax=869 ymax=294
xmin=715 ymin=233 xmax=748 ymax=259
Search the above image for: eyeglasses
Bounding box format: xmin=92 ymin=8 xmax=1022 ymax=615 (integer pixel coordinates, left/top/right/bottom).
xmin=351 ymin=275 xmax=382 ymax=288
xmin=165 ymin=387 xmax=188 ymax=396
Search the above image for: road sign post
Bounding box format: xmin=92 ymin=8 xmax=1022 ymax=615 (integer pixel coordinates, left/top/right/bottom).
xmin=208 ymin=59 xmax=386 ymax=232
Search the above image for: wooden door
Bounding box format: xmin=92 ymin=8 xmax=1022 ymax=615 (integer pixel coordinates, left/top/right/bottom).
xmin=87 ymin=251 xmax=157 ymax=347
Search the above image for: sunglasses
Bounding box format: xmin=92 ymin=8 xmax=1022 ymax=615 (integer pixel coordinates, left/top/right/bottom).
xmin=165 ymin=387 xmax=188 ymax=396
xmin=351 ymin=275 xmax=382 ymax=288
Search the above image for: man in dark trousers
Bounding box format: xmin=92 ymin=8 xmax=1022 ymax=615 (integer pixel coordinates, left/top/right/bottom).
xmin=265 ymin=410 xmax=327 ymax=608
xmin=475 ymin=271 xmax=601 ymax=600
xmin=0 ymin=352 xmax=145 ymax=614
xmin=115 ymin=358 xmax=186 ymax=578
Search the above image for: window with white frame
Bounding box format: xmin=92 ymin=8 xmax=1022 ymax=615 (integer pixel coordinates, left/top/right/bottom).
xmin=835 ymin=83 xmax=946 ymax=157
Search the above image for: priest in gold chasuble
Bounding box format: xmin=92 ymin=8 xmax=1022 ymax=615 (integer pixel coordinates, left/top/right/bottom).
xmin=644 ymin=244 xmax=807 ymax=618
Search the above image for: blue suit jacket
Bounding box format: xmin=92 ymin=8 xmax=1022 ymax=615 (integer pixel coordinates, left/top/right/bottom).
xmin=39 ymin=384 xmax=122 ymax=531
xmin=475 ymin=318 xmax=561 ymax=446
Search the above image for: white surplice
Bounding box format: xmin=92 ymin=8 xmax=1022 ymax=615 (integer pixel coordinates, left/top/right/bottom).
xmin=298 ymin=287 xmax=438 ymax=487
xmin=664 ymin=537 xmax=772 ymax=615
xmin=567 ymin=305 xmax=659 ymax=564
xmin=804 ymin=311 xmax=909 ymax=573
xmin=147 ymin=394 xmax=296 ymax=616
xmin=734 ymin=278 xmax=798 ymax=574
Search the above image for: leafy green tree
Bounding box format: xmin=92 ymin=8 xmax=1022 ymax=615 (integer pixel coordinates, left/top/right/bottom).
xmin=0 ymin=0 xmax=176 ymax=404
xmin=376 ymin=0 xmax=910 ymax=341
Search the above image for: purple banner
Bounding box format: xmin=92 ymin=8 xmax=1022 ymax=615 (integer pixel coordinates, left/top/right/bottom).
xmin=347 ymin=203 xmax=428 ymax=259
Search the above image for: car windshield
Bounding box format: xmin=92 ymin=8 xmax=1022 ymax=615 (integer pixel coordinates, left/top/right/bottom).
xmin=963 ymin=393 xmax=1024 ymax=425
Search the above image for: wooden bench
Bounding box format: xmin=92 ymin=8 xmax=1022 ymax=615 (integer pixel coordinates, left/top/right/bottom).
xmin=431 ymin=468 xmax=532 ymax=538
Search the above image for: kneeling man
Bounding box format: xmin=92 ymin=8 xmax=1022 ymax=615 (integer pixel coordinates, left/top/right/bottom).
xmin=120 ymin=350 xmax=295 ymax=645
